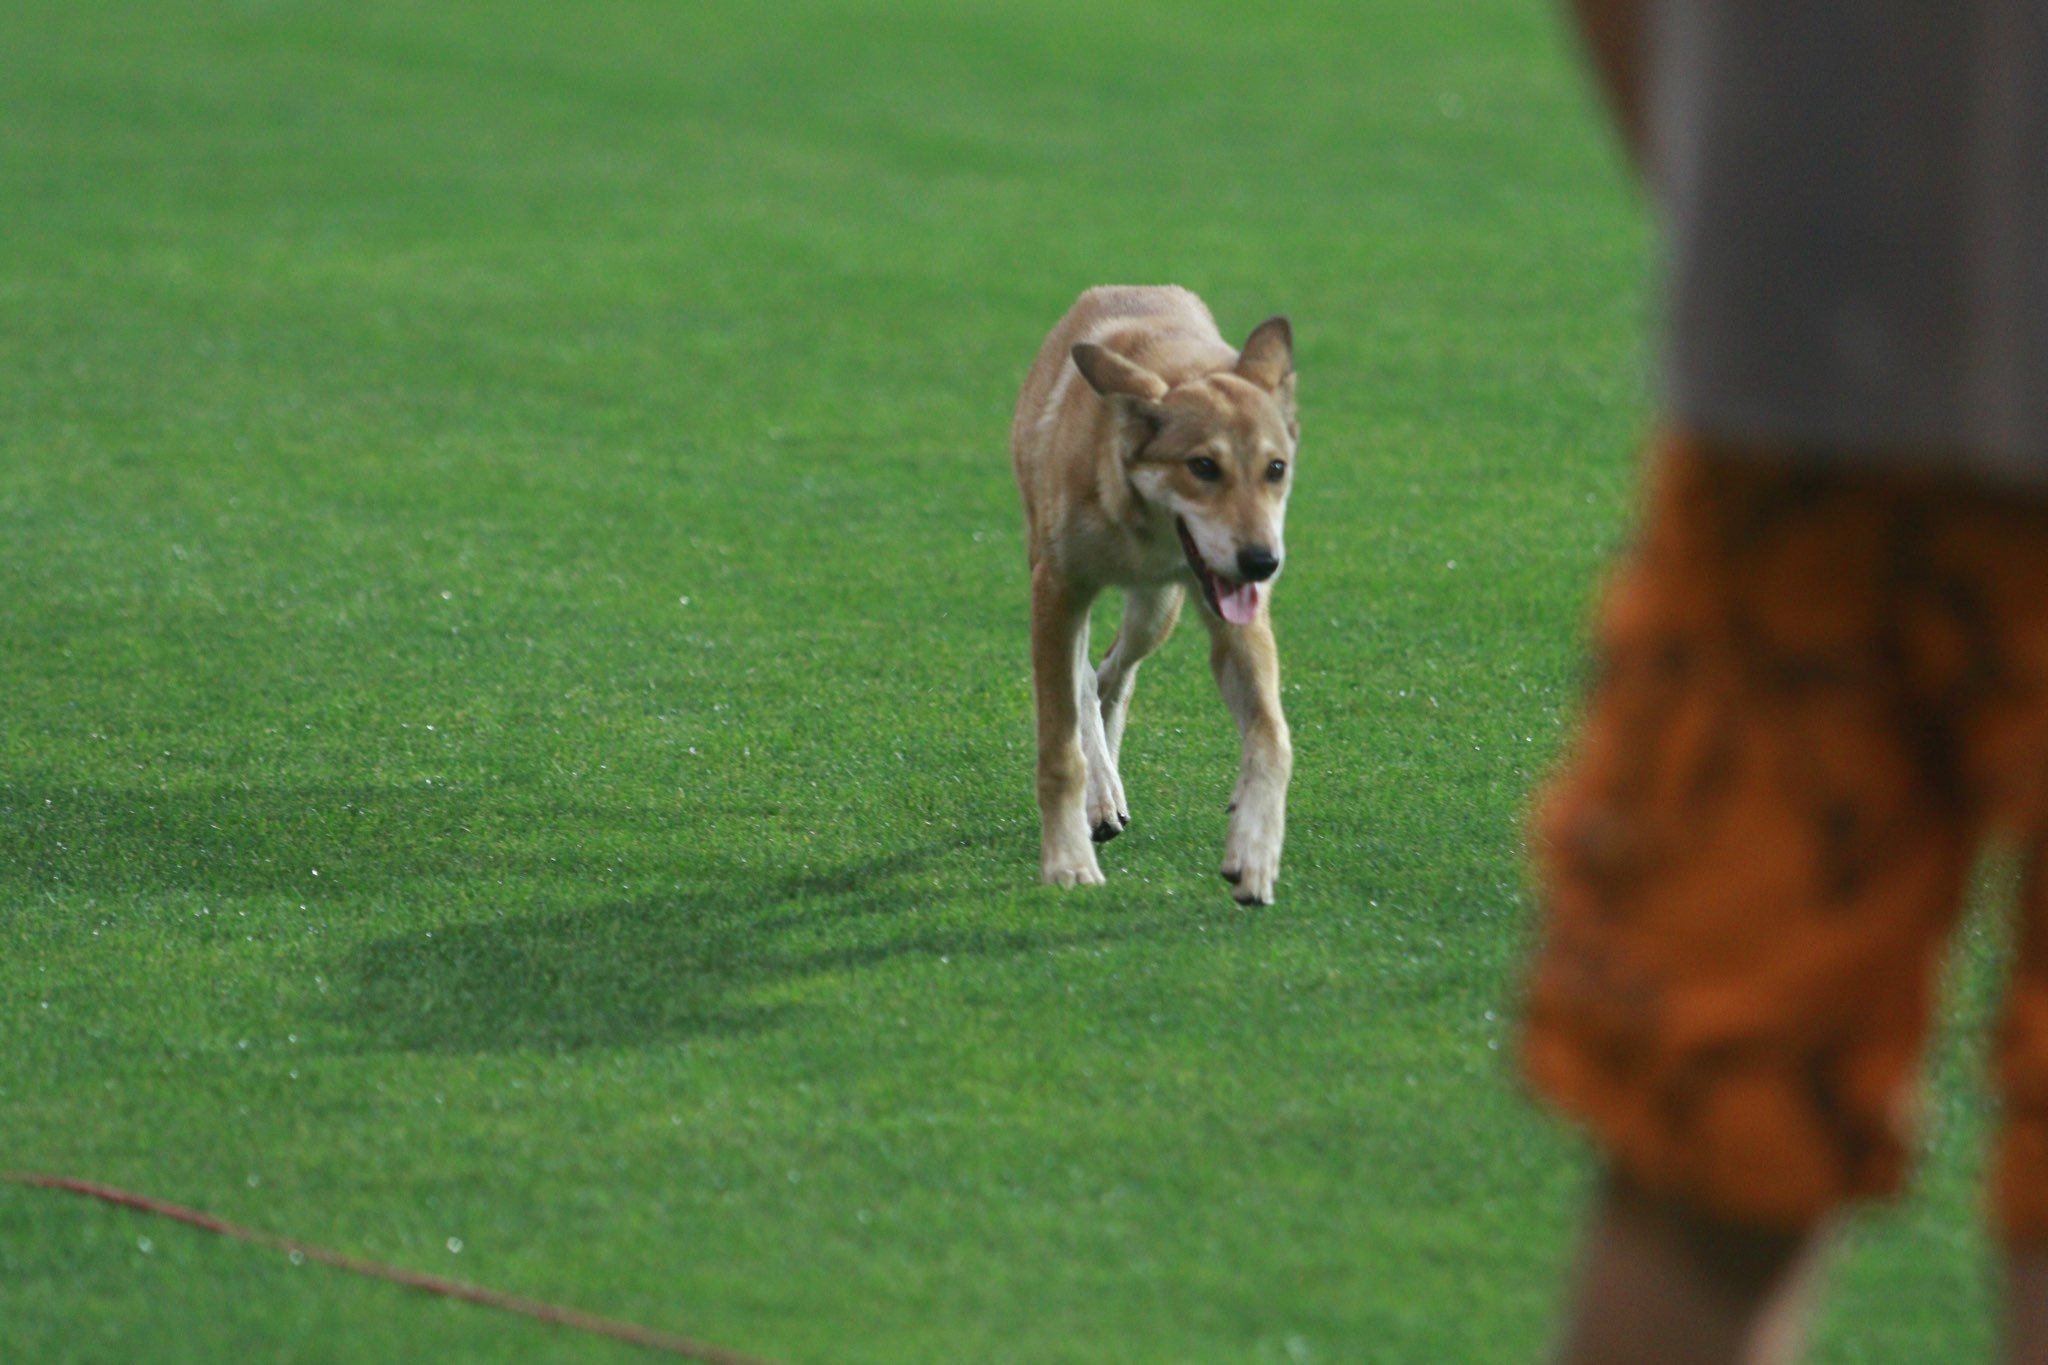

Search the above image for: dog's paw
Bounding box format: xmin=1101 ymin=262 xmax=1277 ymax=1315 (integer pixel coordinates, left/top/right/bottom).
xmin=1043 ymin=859 xmax=1107 ymax=888
xmin=1040 ymin=826 xmax=1105 ymax=892
xmin=1084 ymin=767 xmax=1129 ymax=844
xmin=1220 ymin=808 xmax=1283 ymax=905
xmin=1219 ymin=857 xmax=1276 ymax=905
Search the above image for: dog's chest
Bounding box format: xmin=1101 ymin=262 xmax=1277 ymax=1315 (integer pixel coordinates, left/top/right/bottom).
xmin=1076 ymin=508 xmax=1185 ymax=587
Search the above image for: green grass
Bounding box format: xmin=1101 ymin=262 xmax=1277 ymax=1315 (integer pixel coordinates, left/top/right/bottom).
xmin=0 ymin=0 xmax=2004 ymax=1359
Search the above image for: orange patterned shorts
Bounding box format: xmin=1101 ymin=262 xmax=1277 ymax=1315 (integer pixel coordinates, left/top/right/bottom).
xmin=1523 ymin=431 xmax=2048 ymax=1242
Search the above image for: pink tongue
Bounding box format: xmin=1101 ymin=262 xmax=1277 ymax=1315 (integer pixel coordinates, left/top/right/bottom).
xmin=1217 ymin=579 xmax=1262 ymax=625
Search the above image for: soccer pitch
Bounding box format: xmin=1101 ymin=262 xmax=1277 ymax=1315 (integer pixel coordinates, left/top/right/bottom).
xmin=0 ymin=1 xmax=2004 ymax=1359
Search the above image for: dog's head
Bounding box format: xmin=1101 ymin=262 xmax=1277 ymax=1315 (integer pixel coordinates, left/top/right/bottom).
xmin=1072 ymin=316 xmax=1297 ymax=625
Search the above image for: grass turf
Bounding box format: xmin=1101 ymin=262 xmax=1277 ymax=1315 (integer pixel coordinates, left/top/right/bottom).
xmin=0 ymin=0 xmax=2005 ymax=1359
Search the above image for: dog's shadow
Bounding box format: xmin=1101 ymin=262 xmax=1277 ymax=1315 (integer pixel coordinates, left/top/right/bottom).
xmin=332 ymin=840 xmax=1133 ymax=1055
xmin=3 ymin=775 xmax=1141 ymax=1055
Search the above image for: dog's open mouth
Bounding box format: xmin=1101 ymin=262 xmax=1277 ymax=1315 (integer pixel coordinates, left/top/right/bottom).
xmin=1176 ymin=517 xmax=1263 ymax=626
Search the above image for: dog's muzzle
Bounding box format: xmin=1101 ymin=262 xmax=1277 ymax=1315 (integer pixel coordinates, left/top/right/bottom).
xmin=1177 ymin=518 xmax=1269 ymax=626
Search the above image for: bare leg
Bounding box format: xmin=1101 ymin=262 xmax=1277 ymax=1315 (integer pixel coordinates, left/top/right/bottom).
xmin=1031 ymin=561 xmax=1103 ymax=886
xmin=1553 ymin=1170 xmax=1831 ymax=1365
xmin=2007 ymin=1249 xmax=2048 ymax=1363
xmin=1085 ymin=584 xmax=1184 ymax=838
xmin=1200 ymin=609 xmax=1291 ymax=904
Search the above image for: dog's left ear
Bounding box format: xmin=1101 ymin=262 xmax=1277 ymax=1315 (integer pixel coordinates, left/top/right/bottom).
xmin=1236 ymin=316 xmax=1298 ymax=441
xmin=1236 ymin=316 xmax=1293 ymax=390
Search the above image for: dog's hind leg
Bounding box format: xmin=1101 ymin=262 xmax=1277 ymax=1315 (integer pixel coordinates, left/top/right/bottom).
xmin=1031 ymin=561 xmax=1105 ymax=886
xmin=1075 ymin=638 xmax=1123 ymax=844
xmin=1202 ymin=611 xmax=1292 ymax=905
xmin=1088 ymin=584 xmax=1184 ymax=838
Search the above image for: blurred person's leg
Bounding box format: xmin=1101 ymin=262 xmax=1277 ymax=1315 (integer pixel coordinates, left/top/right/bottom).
xmin=1999 ymin=847 xmax=2048 ymax=1362
xmin=1521 ymin=432 xmax=2035 ymax=1361
xmin=1528 ymin=431 xmax=2048 ymax=1362
xmin=1525 ymin=433 xmax=1982 ymax=1225
xmin=2007 ymin=1250 xmax=2048 ymax=1364
xmin=1553 ymin=1170 xmax=1828 ymax=1365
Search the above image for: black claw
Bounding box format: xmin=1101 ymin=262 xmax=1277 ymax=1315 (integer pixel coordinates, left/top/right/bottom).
xmin=1234 ymin=891 xmax=1270 ymax=906
xmin=1220 ymin=867 xmax=1242 ymax=885
xmin=1118 ymin=813 xmax=1131 ymax=829
xmin=1092 ymin=820 xmax=1122 ymax=844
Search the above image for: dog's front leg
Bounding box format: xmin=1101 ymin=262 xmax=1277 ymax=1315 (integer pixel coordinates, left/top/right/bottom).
xmin=1204 ymin=612 xmax=1292 ymax=905
xmin=1031 ymin=561 xmax=1103 ymax=886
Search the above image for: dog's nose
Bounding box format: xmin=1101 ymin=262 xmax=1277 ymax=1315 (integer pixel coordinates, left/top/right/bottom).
xmin=1236 ymin=546 xmax=1280 ymax=582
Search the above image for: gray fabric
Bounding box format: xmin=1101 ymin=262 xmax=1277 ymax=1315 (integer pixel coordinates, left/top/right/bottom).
xmin=1655 ymin=0 xmax=2048 ymax=482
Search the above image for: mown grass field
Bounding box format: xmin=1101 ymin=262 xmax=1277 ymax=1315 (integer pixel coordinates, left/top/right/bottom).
xmin=0 ymin=1 xmax=2008 ymax=1360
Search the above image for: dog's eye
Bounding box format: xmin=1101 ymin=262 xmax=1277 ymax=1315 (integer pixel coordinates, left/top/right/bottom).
xmin=1187 ymin=456 xmax=1223 ymax=482
xmin=1265 ymin=460 xmax=1288 ymax=483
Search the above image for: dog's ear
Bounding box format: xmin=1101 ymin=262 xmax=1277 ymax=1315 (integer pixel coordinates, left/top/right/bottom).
xmin=1235 ymin=316 xmax=1293 ymax=392
xmin=1236 ymin=316 xmax=1298 ymax=442
xmin=1072 ymin=343 xmax=1169 ymax=450
xmin=1072 ymin=343 xmax=1169 ymax=403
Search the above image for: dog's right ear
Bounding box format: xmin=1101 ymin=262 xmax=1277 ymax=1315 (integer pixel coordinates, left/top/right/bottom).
xmin=1072 ymin=343 xmax=1169 ymax=448
xmin=1072 ymin=343 xmax=1169 ymax=403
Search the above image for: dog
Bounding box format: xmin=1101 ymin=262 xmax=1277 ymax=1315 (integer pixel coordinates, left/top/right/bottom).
xmin=1011 ymin=285 xmax=1297 ymax=904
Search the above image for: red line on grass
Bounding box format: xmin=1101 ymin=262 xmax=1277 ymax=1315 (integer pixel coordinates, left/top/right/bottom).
xmin=3 ymin=1171 xmax=786 ymax=1365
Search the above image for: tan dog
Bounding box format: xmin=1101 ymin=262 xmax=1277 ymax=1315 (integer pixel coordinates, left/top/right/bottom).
xmin=1011 ymin=285 xmax=1297 ymax=904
